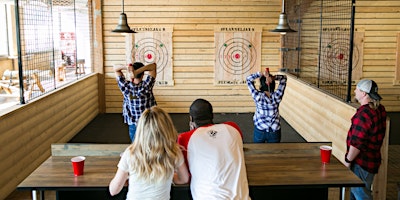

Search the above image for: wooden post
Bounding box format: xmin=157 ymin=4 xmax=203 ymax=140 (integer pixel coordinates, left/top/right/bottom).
xmin=395 ymin=33 xmax=400 ymax=85
xmin=372 ymin=118 xmax=390 ymax=200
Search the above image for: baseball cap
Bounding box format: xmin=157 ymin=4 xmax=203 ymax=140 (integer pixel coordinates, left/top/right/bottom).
xmin=189 ymin=99 xmax=213 ymax=121
xmin=357 ymin=79 xmax=382 ymax=100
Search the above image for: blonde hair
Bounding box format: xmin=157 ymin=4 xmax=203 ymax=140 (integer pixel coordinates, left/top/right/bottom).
xmin=128 ymin=106 xmax=182 ymax=184
xmin=368 ymin=99 xmax=381 ymax=110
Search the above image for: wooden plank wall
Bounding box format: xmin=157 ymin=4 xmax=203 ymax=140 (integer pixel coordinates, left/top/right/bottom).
xmin=280 ymin=75 xmax=389 ymax=200
xmin=102 ymin=0 xmax=283 ymax=113
xmin=0 ymin=75 xmax=99 ymax=200
xmin=102 ymin=0 xmax=400 ymax=113
xmin=355 ymin=0 xmax=400 ymax=111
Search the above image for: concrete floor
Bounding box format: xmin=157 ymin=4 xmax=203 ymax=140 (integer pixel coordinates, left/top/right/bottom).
xmin=68 ymin=113 xmax=307 ymax=144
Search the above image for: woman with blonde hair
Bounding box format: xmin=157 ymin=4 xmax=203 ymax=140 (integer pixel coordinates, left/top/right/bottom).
xmin=109 ymin=106 xmax=189 ymax=199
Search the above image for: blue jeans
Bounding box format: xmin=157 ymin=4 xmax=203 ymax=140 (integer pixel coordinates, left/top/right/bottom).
xmin=253 ymin=127 xmax=281 ymax=143
xmin=350 ymin=163 xmax=374 ymax=200
xmin=128 ymin=124 xmax=137 ymax=142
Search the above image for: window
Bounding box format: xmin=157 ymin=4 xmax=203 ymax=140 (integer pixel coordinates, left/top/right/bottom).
xmin=0 ymin=0 xmax=92 ymax=113
xmin=22 ymin=1 xmax=53 ymax=53
xmin=0 ymin=4 xmax=9 ymax=57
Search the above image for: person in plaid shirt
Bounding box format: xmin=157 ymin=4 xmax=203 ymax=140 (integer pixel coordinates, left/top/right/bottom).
xmin=344 ymin=79 xmax=387 ymax=200
xmin=113 ymin=62 xmax=157 ymax=142
xmin=246 ymin=70 xmax=287 ymax=143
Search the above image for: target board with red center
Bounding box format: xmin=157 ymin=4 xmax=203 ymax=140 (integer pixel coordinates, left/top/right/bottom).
xmin=214 ymin=28 xmax=261 ymax=85
xmin=126 ymin=27 xmax=173 ymax=86
xmin=319 ymin=32 xmax=364 ymax=83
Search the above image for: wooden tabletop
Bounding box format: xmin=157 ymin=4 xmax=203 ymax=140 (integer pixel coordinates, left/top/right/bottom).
xmin=18 ymin=142 xmax=363 ymax=190
xmin=18 ymin=156 xmax=119 ymax=189
xmin=244 ymin=143 xmax=364 ymax=188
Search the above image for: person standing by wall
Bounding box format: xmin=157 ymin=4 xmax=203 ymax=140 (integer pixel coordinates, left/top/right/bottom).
xmin=246 ymin=69 xmax=287 ymax=143
xmin=109 ymin=106 xmax=189 ymax=199
xmin=344 ymin=79 xmax=387 ymax=200
xmin=177 ymin=98 xmax=251 ymax=200
xmin=113 ymin=62 xmax=157 ymax=142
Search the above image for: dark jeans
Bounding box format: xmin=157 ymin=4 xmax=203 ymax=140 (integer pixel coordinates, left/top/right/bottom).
xmin=253 ymin=127 xmax=281 ymax=143
xmin=350 ymin=163 xmax=374 ymax=200
xmin=128 ymin=124 xmax=136 ymax=142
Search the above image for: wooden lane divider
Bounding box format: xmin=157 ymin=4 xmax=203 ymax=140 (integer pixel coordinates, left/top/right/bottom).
xmin=243 ymin=142 xmax=332 ymax=157
xmin=51 ymin=143 xmax=129 ymax=156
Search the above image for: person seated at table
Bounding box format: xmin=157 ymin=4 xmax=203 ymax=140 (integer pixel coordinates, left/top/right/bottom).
xmin=109 ymin=106 xmax=189 ymax=199
xmin=177 ymin=98 xmax=251 ymax=200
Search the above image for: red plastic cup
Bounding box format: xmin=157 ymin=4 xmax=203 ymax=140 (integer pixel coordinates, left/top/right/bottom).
xmin=320 ymin=145 xmax=332 ymax=163
xmin=71 ymin=156 xmax=86 ymax=176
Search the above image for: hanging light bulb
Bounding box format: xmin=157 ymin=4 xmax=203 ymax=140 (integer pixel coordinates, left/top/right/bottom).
xmin=112 ymin=0 xmax=136 ymax=33
xmin=270 ymin=0 xmax=296 ymax=34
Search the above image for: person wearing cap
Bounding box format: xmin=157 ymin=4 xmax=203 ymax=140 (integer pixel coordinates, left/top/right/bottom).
xmin=177 ymin=98 xmax=251 ymax=200
xmin=344 ymin=79 xmax=387 ymax=200
xmin=246 ymin=70 xmax=287 ymax=143
xmin=113 ymin=62 xmax=157 ymax=142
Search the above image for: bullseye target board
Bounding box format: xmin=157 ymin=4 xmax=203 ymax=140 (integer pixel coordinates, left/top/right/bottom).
xmin=126 ymin=26 xmax=173 ymax=86
xmin=214 ymin=26 xmax=261 ymax=85
xmin=319 ymin=31 xmax=364 ymax=83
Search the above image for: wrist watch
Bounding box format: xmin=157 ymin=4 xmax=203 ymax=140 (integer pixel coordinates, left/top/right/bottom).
xmin=345 ymin=157 xmax=352 ymax=163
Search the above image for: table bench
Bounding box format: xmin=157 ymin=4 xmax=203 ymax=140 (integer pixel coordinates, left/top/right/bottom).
xmin=18 ymin=142 xmax=363 ymax=200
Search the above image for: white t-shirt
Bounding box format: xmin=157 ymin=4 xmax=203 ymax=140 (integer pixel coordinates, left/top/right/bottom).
xmin=180 ymin=123 xmax=251 ymax=200
xmin=118 ymin=148 xmax=184 ymax=200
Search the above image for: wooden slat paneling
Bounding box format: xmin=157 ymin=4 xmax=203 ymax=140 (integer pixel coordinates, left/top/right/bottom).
xmin=0 ymin=75 xmax=100 ymax=199
xmin=103 ymin=0 xmax=282 ymax=113
xmin=280 ymin=75 xmax=389 ymax=200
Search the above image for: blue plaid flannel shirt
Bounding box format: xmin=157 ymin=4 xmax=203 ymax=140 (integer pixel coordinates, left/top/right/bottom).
xmin=246 ymin=72 xmax=287 ymax=131
xmin=117 ymin=75 xmax=157 ymax=125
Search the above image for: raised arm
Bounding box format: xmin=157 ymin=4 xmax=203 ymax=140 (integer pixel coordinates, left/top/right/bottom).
xmin=113 ymin=64 xmax=127 ymax=77
xmin=132 ymin=63 xmax=157 ymax=78
xmin=246 ymin=71 xmax=261 ymax=92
